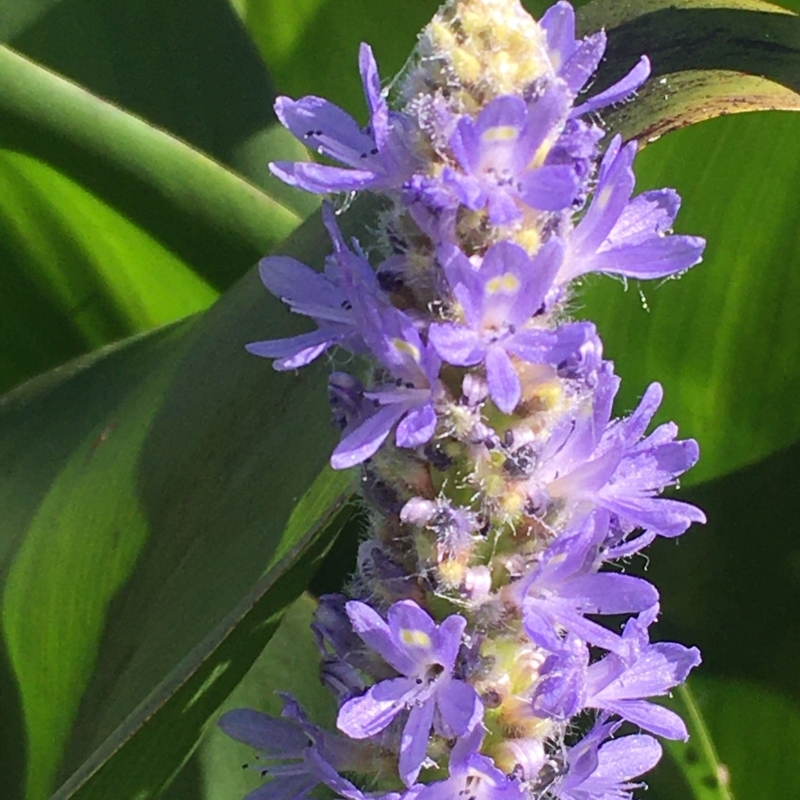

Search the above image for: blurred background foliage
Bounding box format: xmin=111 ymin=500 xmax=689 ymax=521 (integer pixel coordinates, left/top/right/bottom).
xmin=0 ymin=0 xmax=799 ymax=799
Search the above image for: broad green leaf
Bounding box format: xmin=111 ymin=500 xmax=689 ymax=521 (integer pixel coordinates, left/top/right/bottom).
xmin=649 ymin=679 xmax=800 ymax=799
xmin=0 ymin=205 xmax=369 ymax=800
xmin=230 ymin=0 xmax=439 ymax=116
xmin=579 ymin=109 xmax=800 ymax=484
xmin=580 ymin=0 xmax=800 ymax=139
xmin=196 ymin=594 xmax=335 ymax=800
xmin=1 ymin=0 xmax=281 ymax=187
xmin=51 ymin=475 xmax=354 ymax=800
xmin=0 ymin=151 xmax=218 ymax=393
xmin=0 ymin=43 xmax=301 ymax=391
xmin=0 ymin=0 xmax=318 ymax=392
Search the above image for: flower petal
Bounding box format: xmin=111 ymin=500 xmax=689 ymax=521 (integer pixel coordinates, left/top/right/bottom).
xmin=337 ymin=677 xmax=417 ymax=739
xmin=330 ymin=404 xmax=406 ymax=469
xmin=399 ymin=698 xmax=436 ymax=785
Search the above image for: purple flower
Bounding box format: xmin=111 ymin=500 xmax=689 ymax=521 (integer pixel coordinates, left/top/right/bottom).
xmin=330 ymin=298 xmax=442 ymax=469
xmin=532 ymin=607 xmax=700 ymax=741
xmin=270 ymin=44 xmax=417 ymax=194
xmin=557 ymin=136 xmax=705 ymax=284
xmin=430 ymin=240 xmax=594 ymax=413
xmin=514 ymin=512 xmax=659 ymax=655
xmin=244 ymin=254 xmax=358 ymax=370
xmin=246 ymin=206 xmax=383 ymax=370
xmin=583 ymin=607 xmax=701 ymax=740
xmin=337 ymin=599 xmax=483 ymax=786
xmin=540 ymin=2 xmax=605 ymax=98
xmin=442 ymin=86 xmax=580 ymax=223
xmin=550 ymin=720 xmax=662 ymax=800
xmin=540 ymin=2 xmax=651 ymax=117
xmin=218 ymin=696 xmax=367 ymax=800
xmin=414 ymin=753 xmax=525 ymax=800
xmin=526 ymin=364 xmax=706 ymax=539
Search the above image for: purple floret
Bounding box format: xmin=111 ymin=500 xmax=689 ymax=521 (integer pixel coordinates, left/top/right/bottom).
xmin=270 ymin=44 xmax=417 ymax=194
xmin=442 ymin=86 xmax=580 ymax=223
xmin=414 ymin=753 xmax=525 ymax=800
xmin=526 ymin=364 xmax=706 ymax=540
xmin=533 ymin=605 xmax=700 ymax=739
xmin=337 ymin=599 xmax=483 ymax=786
xmin=218 ymin=695 xmax=369 ymax=800
xmin=330 ymin=300 xmax=442 ymax=469
xmin=558 ymin=135 xmax=706 ymax=284
xmin=550 ymin=720 xmax=662 ymax=800
xmin=540 ymin=1 xmax=651 ymax=118
xmin=583 ymin=606 xmax=701 ymax=740
xmin=430 ymin=239 xmax=595 ymax=413
xmin=247 ymin=205 xmax=384 ymax=370
xmin=515 ymin=512 xmax=659 ymax=655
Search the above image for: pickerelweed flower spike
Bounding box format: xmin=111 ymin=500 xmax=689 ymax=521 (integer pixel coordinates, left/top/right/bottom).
xmin=224 ymin=1 xmax=706 ymax=799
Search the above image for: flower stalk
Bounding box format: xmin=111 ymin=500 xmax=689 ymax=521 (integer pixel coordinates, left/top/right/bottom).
xmin=221 ymin=2 xmax=705 ymax=798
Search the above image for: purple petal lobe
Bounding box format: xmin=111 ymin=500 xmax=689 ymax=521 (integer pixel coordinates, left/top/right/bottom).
xmin=399 ymin=699 xmax=436 ymax=785
xmin=337 ymin=677 xmax=416 ymax=739
xmin=331 ymin=405 xmax=406 ymax=469
xmin=436 ymin=678 xmax=482 ymax=736
xmin=486 ymin=346 xmax=521 ymax=413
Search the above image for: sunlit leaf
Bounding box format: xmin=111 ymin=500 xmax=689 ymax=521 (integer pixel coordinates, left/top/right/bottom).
xmin=0 ymin=207 xmax=362 ymax=800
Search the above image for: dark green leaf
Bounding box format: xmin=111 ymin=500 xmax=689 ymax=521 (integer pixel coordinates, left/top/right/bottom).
xmin=650 ymin=678 xmax=800 ymax=800
xmin=2 ymin=0 xmax=277 ymax=184
xmin=232 ymin=0 xmax=440 ymax=118
xmin=0 ymin=43 xmax=302 ymax=391
xmin=579 ymin=109 xmax=800 ymax=484
xmin=0 ymin=206 xmax=369 ymax=800
xmin=192 ymin=594 xmax=335 ymax=800
xmin=578 ymin=0 xmax=800 ymax=139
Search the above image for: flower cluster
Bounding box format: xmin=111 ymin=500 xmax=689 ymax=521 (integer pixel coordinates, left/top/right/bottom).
xmin=222 ymin=1 xmax=705 ymax=798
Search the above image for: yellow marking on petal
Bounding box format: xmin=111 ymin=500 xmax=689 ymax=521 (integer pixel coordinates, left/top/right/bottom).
xmin=486 ymin=273 xmax=521 ymax=295
xmin=528 ymin=140 xmax=552 ymax=170
xmin=482 ymin=125 xmax=519 ymax=144
xmin=400 ymin=629 xmax=432 ymax=648
xmin=392 ymin=338 xmax=421 ymax=362
xmin=596 ymin=185 xmax=613 ymax=209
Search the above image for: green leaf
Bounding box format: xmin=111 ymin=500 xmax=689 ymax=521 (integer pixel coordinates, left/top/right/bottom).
xmin=0 ymin=205 xmax=367 ymax=800
xmin=231 ymin=0 xmax=439 ymax=117
xmin=656 ymin=683 xmax=736 ymax=800
xmin=194 ymin=594 xmax=335 ymax=800
xmin=52 ymin=474 xmax=354 ymax=800
xmin=578 ymin=109 xmax=800 ymax=484
xmin=1 ymin=0 xmax=279 ymax=186
xmin=578 ymin=0 xmax=800 ymax=139
xmin=0 ymin=149 xmax=219 ymax=393
xmin=650 ymin=678 xmax=800 ymax=800
xmin=0 ymin=43 xmax=302 ymax=392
